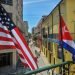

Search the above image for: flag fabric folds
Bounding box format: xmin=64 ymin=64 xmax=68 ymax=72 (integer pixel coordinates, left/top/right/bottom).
xmin=0 ymin=20 xmax=16 ymax=49
xmin=12 ymin=27 xmax=37 ymax=70
xmin=58 ymin=16 xmax=75 ymax=55
xmin=0 ymin=4 xmax=37 ymax=70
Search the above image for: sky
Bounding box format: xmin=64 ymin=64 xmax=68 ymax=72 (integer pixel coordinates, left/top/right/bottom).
xmin=23 ymin=0 xmax=61 ymax=32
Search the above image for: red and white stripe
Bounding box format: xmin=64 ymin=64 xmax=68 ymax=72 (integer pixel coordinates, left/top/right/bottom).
xmin=17 ymin=48 xmax=29 ymax=68
xmin=0 ymin=23 xmax=16 ymax=49
xmin=0 ymin=22 xmax=30 ymax=68
xmin=11 ymin=27 xmax=37 ymax=70
xmin=12 ymin=36 xmax=29 ymax=68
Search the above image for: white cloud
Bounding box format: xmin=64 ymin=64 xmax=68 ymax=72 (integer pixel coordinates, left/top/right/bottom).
xmin=23 ymin=0 xmax=47 ymax=5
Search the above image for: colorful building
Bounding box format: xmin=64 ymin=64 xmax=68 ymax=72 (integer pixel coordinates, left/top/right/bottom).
xmin=35 ymin=0 xmax=75 ymax=75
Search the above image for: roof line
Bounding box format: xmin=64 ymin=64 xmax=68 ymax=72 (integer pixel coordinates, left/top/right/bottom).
xmin=47 ymin=0 xmax=63 ymax=17
xmin=42 ymin=0 xmax=63 ymax=23
xmin=36 ymin=0 xmax=63 ymax=27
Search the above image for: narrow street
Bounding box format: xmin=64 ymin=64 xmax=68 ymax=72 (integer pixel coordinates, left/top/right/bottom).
xmin=29 ymin=40 xmax=50 ymax=75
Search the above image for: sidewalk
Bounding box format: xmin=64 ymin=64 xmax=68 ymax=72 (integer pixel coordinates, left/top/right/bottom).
xmin=29 ymin=42 xmax=50 ymax=75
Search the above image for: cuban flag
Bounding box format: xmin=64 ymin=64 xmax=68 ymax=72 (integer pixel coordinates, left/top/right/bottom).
xmin=59 ymin=16 xmax=75 ymax=55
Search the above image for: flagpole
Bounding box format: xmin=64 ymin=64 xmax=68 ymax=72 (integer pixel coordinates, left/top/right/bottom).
xmin=58 ymin=4 xmax=65 ymax=75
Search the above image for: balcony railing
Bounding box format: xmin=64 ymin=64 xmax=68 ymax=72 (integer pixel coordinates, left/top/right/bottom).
xmin=24 ymin=61 xmax=73 ymax=75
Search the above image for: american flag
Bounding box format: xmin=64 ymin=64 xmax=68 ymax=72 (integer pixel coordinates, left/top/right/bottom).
xmin=0 ymin=4 xmax=37 ymax=70
xmin=0 ymin=13 xmax=16 ymax=49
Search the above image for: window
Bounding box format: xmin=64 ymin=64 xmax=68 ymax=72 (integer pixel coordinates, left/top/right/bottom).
xmin=0 ymin=53 xmax=12 ymax=67
xmin=42 ymin=28 xmax=45 ymax=35
xmin=48 ymin=27 xmax=50 ymax=35
xmin=48 ymin=42 xmax=51 ymax=50
xmin=0 ymin=0 xmax=13 ymax=5
xmin=42 ymin=28 xmax=48 ymax=38
xmin=44 ymin=40 xmax=47 ymax=48
xmin=49 ymin=54 xmax=51 ymax=63
xmin=52 ymin=34 xmax=58 ymax=39
xmin=57 ymin=45 xmax=63 ymax=59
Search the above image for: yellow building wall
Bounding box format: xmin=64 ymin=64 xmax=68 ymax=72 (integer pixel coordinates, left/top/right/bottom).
xmin=65 ymin=0 xmax=75 ymax=75
xmin=66 ymin=0 xmax=75 ymax=39
xmin=41 ymin=0 xmax=75 ymax=75
xmin=42 ymin=16 xmax=51 ymax=60
xmin=52 ymin=7 xmax=59 ymax=34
